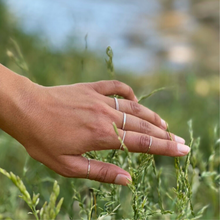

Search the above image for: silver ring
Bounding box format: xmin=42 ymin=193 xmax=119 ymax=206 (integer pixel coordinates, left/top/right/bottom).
xmin=120 ymin=131 xmax=126 ymax=150
xmin=86 ymin=158 xmax=91 ymax=178
xmin=122 ymin=113 xmax=126 ymax=130
xmin=114 ymin=97 xmax=119 ymax=111
xmin=146 ymin=136 xmax=152 ymax=154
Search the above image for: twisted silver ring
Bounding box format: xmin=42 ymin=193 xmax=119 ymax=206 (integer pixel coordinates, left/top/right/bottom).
xmin=146 ymin=136 xmax=153 ymax=154
xmin=122 ymin=113 xmax=126 ymax=130
xmin=120 ymin=131 xmax=126 ymax=150
xmin=114 ymin=97 xmax=119 ymax=111
xmin=86 ymin=158 xmax=91 ymax=178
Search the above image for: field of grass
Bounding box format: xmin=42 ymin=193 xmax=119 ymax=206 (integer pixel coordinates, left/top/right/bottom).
xmin=0 ymin=1 xmax=219 ymax=219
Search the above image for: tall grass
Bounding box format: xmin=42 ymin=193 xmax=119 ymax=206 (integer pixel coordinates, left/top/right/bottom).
xmin=1 ymin=119 xmax=218 ymax=219
xmin=0 ymin=44 xmax=219 ymax=220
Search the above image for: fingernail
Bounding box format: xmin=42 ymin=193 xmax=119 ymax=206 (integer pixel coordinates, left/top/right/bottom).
xmin=175 ymin=135 xmax=185 ymax=144
xmin=114 ymin=174 xmax=132 ymax=185
xmin=161 ymin=119 xmax=167 ymax=129
xmin=177 ymin=144 xmax=190 ymax=155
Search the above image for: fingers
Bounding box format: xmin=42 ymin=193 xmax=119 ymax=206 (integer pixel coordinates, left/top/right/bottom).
xmin=88 ymin=92 xmax=187 ymax=157
xmin=114 ymin=129 xmax=190 ymax=157
xmin=105 ymin=97 xmax=167 ymax=129
xmin=58 ymin=155 xmax=131 ymax=185
xmin=91 ymin=80 xmax=138 ymax=102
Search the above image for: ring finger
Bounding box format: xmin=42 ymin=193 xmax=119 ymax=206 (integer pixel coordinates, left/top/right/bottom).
xmin=115 ymin=129 xmax=190 ymax=157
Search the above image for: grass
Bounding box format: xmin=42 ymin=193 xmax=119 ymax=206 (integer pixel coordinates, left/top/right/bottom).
xmin=0 ymin=45 xmax=219 ymax=218
xmin=0 ymin=34 xmax=219 ymax=220
xmin=0 ymin=118 xmax=219 ymax=219
xmin=0 ymin=169 xmax=63 ymax=220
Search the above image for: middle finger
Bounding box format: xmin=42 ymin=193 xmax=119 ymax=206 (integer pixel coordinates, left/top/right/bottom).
xmin=114 ymin=111 xmax=185 ymax=144
xmin=104 ymin=96 xmax=167 ymax=130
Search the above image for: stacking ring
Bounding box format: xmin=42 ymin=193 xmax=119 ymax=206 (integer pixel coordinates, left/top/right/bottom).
xmin=114 ymin=97 xmax=119 ymax=111
xmin=86 ymin=158 xmax=91 ymax=178
xmin=122 ymin=113 xmax=126 ymax=130
xmin=146 ymin=136 xmax=153 ymax=154
xmin=120 ymin=131 xmax=126 ymax=150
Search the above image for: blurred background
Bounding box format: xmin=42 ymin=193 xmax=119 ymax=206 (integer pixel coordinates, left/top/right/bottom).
xmin=0 ymin=0 xmax=219 ymax=219
xmin=2 ymin=0 xmax=219 ymax=74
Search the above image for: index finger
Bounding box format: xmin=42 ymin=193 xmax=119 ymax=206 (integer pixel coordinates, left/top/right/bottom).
xmin=90 ymin=80 xmax=138 ymax=102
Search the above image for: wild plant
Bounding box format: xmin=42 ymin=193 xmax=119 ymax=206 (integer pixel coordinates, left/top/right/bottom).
xmin=0 ymin=44 xmax=219 ymax=220
xmin=0 ymin=168 xmax=63 ymax=220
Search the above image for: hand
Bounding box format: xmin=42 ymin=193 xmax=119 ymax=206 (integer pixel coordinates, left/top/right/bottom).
xmin=7 ymin=80 xmax=190 ymax=185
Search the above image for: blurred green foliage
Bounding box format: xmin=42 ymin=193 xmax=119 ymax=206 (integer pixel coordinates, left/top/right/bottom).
xmin=0 ymin=1 xmax=219 ymax=219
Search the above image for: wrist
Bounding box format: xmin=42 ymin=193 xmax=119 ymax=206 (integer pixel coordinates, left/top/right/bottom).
xmin=0 ymin=64 xmax=38 ymax=142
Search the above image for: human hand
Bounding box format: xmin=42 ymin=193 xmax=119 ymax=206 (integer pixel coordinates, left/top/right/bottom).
xmin=7 ymin=80 xmax=190 ymax=185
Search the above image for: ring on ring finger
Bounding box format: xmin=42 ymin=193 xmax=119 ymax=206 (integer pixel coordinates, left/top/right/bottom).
xmin=122 ymin=113 xmax=126 ymax=130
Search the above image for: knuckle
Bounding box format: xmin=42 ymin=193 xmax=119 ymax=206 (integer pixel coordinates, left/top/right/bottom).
xmin=90 ymin=101 xmax=101 ymax=112
xmin=91 ymin=121 xmax=103 ymax=137
xmin=95 ymin=124 xmax=109 ymax=142
xmin=95 ymin=166 xmax=109 ymax=183
xmin=99 ymin=105 xmax=110 ymax=117
xmin=88 ymin=120 xmax=113 ymax=148
xmin=166 ymin=141 xmax=176 ymax=153
xmin=130 ymin=101 xmax=141 ymax=114
xmin=112 ymin=80 xmax=122 ymax=89
xmin=94 ymin=81 xmax=105 ymax=92
xmin=140 ymin=120 xmax=151 ymax=134
xmin=139 ymin=135 xmax=150 ymax=152
xmin=153 ymin=113 xmax=161 ymax=125
xmin=112 ymin=80 xmax=134 ymax=99
xmin=90 ymin=103 xmax=111 ymax=121
xmin=128 ymin=85 xmax=134 ymax=96
xmin=166 ymin=132 xmax=172 ymax=140
xmin=93 ymin=102 xmax=110 ymax=117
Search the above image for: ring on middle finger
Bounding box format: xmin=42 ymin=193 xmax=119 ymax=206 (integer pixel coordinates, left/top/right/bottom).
xmin=114 ymin=97 xmax=119 ymax=111
xmin=122 ymin=112 xmax=127 ymax=130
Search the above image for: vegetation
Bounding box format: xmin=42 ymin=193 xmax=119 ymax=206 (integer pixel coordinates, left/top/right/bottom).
xmin=0 ymin=1 xmax=219 ymax=219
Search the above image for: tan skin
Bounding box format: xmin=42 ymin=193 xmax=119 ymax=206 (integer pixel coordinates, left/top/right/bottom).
xmin=0 ymin=64 xmax=189 ymax=185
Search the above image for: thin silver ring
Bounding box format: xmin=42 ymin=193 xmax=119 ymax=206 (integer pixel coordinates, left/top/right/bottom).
xmin=114 ymin=97 xmax=119 ymax=111
xmin=146 ymin=136 xmax=152 ymax=154
xmin=120 ymin=131 xmax=126 ymax=150
xmin=122 ymin=113 xmax=126 ymax=130
xmin=86 ymin=158 xmax=91 ymax=178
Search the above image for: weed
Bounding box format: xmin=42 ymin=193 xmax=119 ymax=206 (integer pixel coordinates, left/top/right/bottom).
xmin=0 ymin=168 xmax=63 ymax=220
xmin=0 ymin=45 xmax=219 ymax=220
